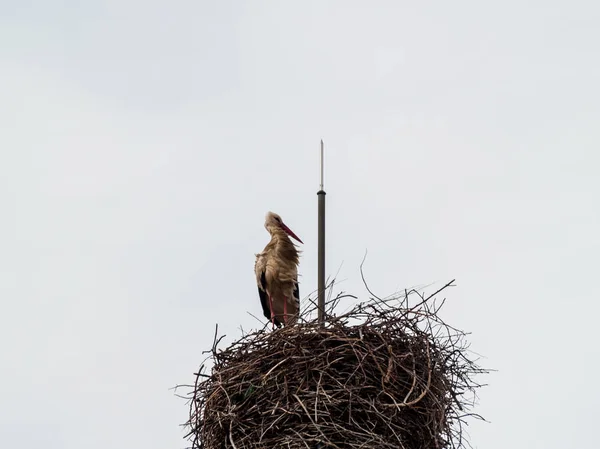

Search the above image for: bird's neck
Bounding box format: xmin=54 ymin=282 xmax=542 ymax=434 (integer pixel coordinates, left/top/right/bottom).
xmin=268 ymin=230 xmax=299 ymax=262
xmin=270 ymin=229 xmax=292 ymax=247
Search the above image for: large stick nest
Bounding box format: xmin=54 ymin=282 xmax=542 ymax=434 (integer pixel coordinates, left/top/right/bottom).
xmin=181 ymin=280 xmax=487 ymax=449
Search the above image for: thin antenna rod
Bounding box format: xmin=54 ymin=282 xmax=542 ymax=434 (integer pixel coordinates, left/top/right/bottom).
xmin=317 ymin=140 xmax=326 ymax=325
xmin=320 ymin=140 xmax=324 ymax=190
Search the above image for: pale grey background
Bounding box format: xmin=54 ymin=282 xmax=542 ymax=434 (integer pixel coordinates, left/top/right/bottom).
xmin=1 ymin=1 xmax=599 ymax=448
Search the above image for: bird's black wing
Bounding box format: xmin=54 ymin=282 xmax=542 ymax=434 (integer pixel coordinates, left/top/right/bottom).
xmin=258 ymin=270 xmax=281 ymax=327
xmin=293 ymin=278 xmax=300 ymax=309
xmin=257 ymin=271 xmax=271 ymax=319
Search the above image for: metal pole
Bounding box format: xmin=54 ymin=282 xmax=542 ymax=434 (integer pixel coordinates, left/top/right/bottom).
xmin=317 ymin=140 xmax=326 ymax=324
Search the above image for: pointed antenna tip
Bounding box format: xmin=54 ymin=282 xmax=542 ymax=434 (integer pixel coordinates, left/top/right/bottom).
xmin=319 ymin=139 xmax=324 ymax=190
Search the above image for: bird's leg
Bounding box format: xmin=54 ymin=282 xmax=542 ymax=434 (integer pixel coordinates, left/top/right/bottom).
xmin=283 ymin=298 xmax=288 ymax=326
xmin=268 ymin=294 xmax=276 ymax=330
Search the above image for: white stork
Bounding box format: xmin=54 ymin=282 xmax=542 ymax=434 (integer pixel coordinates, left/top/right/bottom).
xmin=254 ymin=211 xmax=303 ymax=328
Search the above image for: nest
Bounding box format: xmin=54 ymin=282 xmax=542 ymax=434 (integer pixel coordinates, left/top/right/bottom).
xmin=181 ymin=280 xmax=487 ymax=449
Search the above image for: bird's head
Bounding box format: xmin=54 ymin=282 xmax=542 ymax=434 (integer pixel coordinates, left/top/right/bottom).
xmin=265 ymin=211 xmax=303 ymax=244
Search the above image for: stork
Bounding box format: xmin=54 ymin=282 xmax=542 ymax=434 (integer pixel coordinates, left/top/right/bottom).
xmin=254 ymin=211 xmax=303 ymax=328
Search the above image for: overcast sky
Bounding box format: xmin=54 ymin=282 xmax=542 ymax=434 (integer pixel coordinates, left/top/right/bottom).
xmin=1 ymin=1 xmax=599 ymax=448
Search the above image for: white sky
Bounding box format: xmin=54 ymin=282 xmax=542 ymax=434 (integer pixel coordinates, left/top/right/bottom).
xmin=1 ymin=1 xmax=599 ymax=448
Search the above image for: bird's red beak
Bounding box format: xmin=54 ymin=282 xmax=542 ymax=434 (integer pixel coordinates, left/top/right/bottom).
xmin=281 ymin=222 xmax=303 ymax=244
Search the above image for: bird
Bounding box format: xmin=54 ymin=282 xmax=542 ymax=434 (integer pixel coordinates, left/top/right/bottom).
xmin=254 ymin=211 xmax=303 ymax=328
